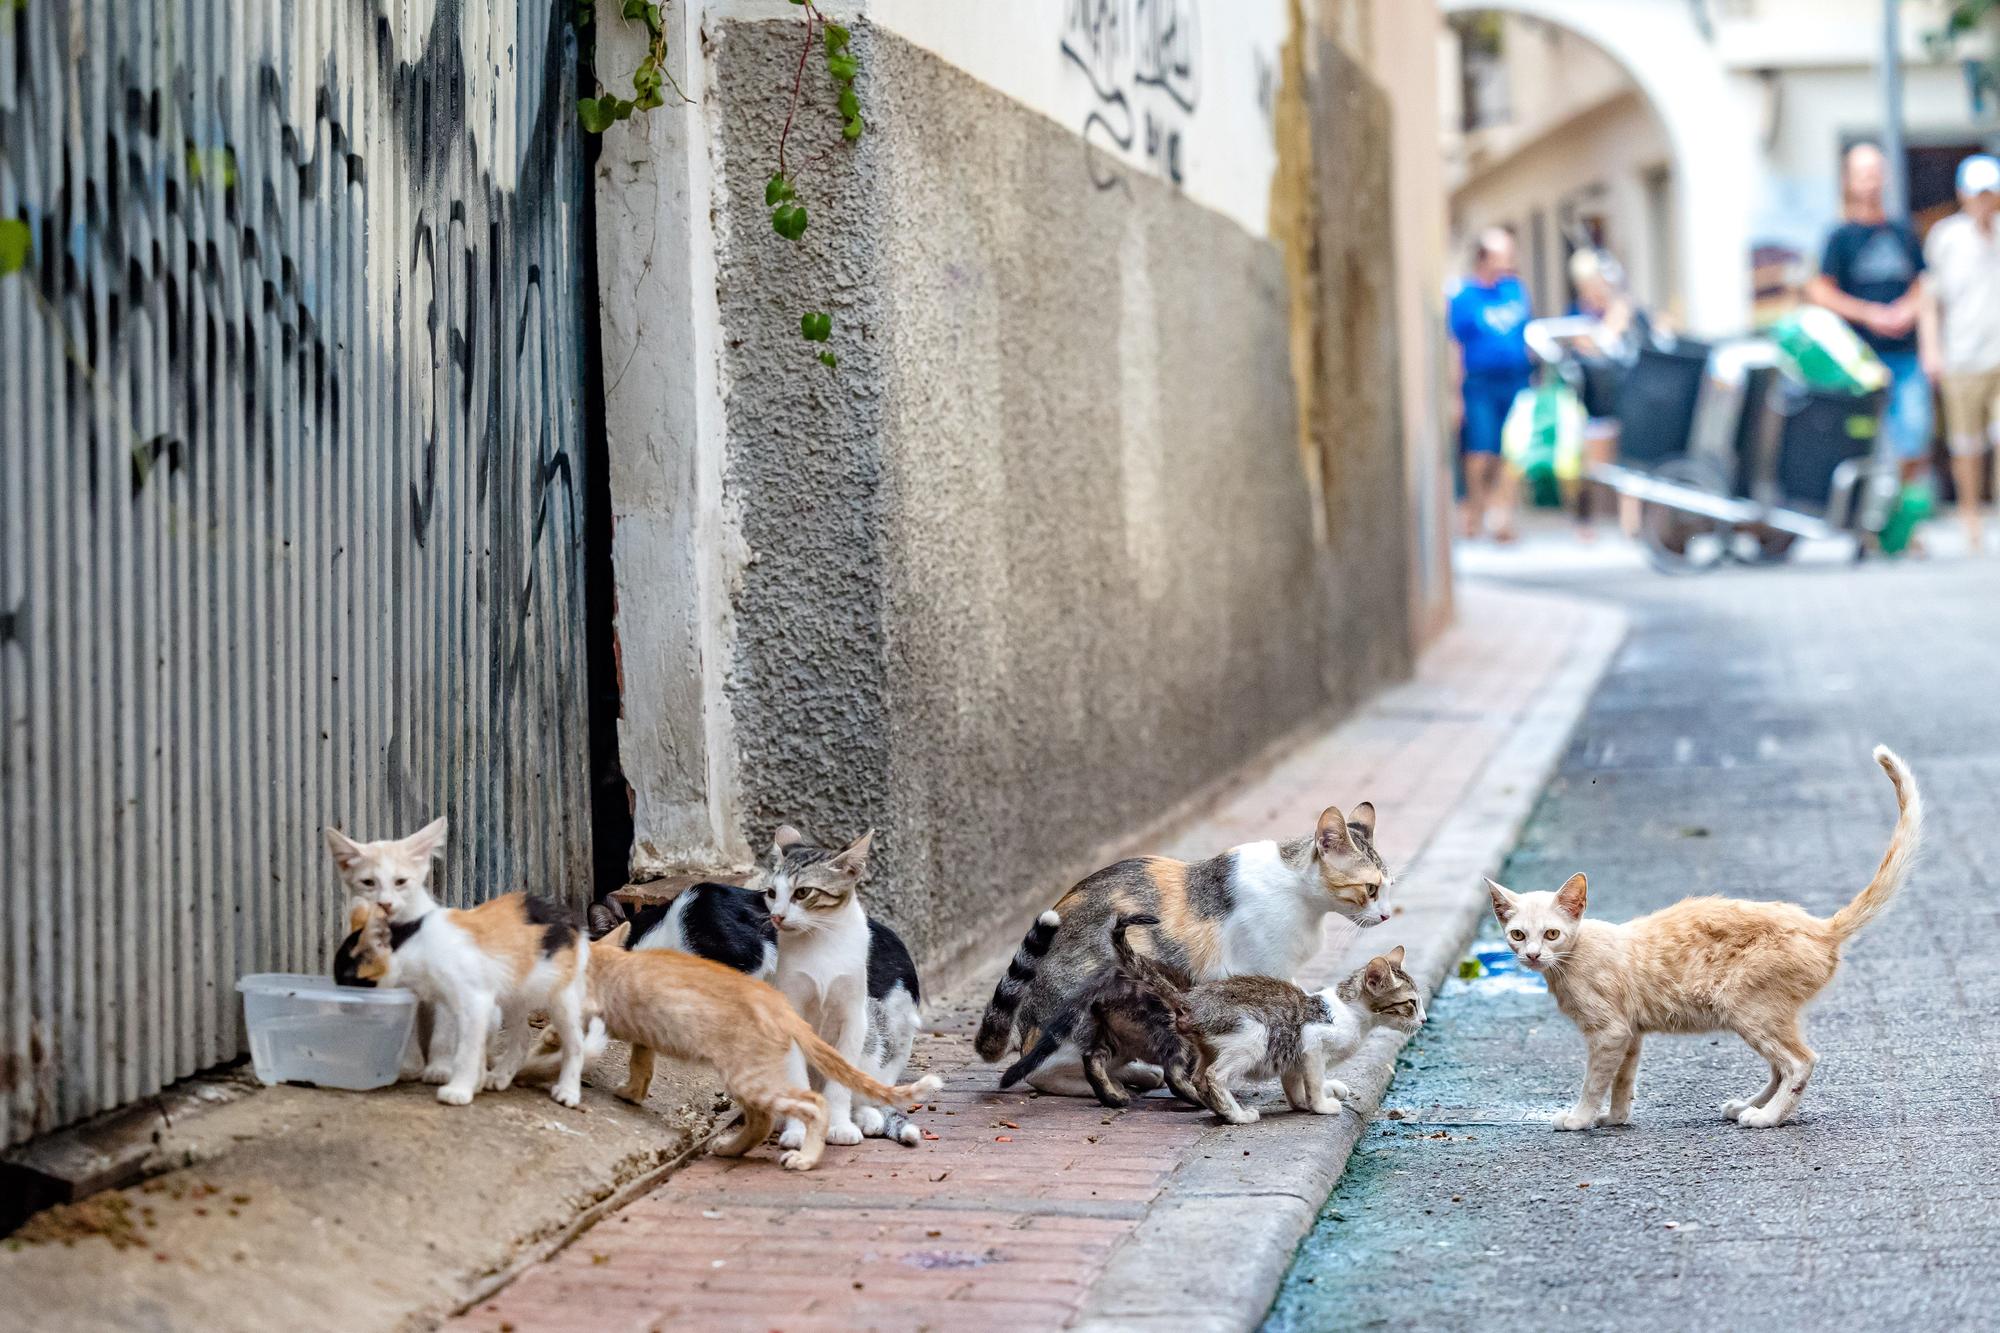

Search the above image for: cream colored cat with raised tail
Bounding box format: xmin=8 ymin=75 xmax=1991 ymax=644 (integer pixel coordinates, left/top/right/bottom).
xmin=1487 ymin=746 xmax=1920 ymax=1131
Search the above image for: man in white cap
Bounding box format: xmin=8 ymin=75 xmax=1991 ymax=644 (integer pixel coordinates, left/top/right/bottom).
xmin=1919 ymin=152 xmax=2000 ymax=552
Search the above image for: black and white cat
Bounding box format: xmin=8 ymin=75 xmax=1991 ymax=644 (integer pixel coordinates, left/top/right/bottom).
xmin=607 ymin=882 xmax=778 ymax=980
xmin=755 ymin=827 xmax=927 ymax=1148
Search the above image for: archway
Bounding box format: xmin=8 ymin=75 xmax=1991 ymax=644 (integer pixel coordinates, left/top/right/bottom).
xmin=1440 ymin=0 xmax=1755 ymax=336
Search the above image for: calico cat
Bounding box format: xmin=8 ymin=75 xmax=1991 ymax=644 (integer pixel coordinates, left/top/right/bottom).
xmin=590 ymin=883 xmax=778 ymax=979
xmin=756 ymin=827 xmax=927 ymax=1147
xmin=588 ymin=921 xmax=941 ymax=1171
xmin=1001 ymin=913 xmax=1209 ymax=1111
xmin=341 ymin=890 xmax=592 ymax=1108
xmin=1488 ymin=745 xmax=1920 ymax=1131
xmin=1182 ymin=946 xmax=1425 ymax=1124
xmin=976 ymin=803 xmax=1392 ymax=1096
xmin=326 ymin=818 xmax=479 ymax=1083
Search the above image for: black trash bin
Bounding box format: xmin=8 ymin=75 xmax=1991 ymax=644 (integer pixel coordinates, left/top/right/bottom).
xmin=1614 ymin=342 xmax=1713 ymax=468
xmin=1769 ymin=382 xmax=1883 ymax=514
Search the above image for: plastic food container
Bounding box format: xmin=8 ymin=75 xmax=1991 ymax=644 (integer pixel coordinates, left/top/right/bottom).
xmin=236 ymin=974 xmax=417 ymax=1090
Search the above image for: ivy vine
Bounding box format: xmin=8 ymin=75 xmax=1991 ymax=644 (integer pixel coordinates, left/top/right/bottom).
xmin=575 ymin=0 xmax=864 ymax=369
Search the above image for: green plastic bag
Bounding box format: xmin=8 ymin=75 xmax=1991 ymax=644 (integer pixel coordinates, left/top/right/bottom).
xmin=1876 ymin=479 xmax=1934 ymax=555
xmin=1770 ymin=306 xmax=1889 ymax=396
xmin=1502 ymin=379 xmax=1585 ymax=507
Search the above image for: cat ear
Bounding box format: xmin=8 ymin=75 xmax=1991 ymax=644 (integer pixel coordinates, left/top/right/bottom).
xmin=830 ymin=829 xmax=875 ymax=877
xmin=1486 ymin=878 xmax=1519 ymax=922
xmin=1363 ymin=957 xmax=1392 ymax=989
xmin=1554 ymin=873 xmax=1589 ymax=919
xmin=405 ymin=817 xmax=448 ymax=862
xmin=325 ymin=827 xmax=364 ymax=871
xmin=771 ymin=825 xmax=804 ymax=857
xmin=602 ymin=921 xmax=632 ymax=948
xmin=1348 ymin=802 xmax=1377 ymax=841
xmin=1315 ymin=806 xmax=1351 ymax=854
xmin=1383 ymin=944 xmax=1406 ymax=969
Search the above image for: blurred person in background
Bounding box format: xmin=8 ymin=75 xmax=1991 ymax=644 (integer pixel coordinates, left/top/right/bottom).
xmin=1806 ymin=143 xmax=1932 ymax=486
xmin=1563 ymin=246 xmax=1654 ymax=539
xmin=1450 ymin=226 xmax=1533 ymax=542
xmin=1918 ymin=153 xmax=2000 ymax=554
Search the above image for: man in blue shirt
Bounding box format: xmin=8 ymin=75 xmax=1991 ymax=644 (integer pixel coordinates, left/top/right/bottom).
xmin=1450 ymin=227 xmax=1534 ymax=541
xmin=1806 ymin=143 xmax=1931 ymax=485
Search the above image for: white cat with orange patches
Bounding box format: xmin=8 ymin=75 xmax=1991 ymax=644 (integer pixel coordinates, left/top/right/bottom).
xmin=330 ymin=819 xmax=592 ymax=1107
xmin=1488 ymin=746 xmax=1921 ymax=1131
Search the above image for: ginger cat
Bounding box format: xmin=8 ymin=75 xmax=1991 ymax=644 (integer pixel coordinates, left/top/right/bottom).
xmin=586 ymin=922 xmax=942 ymax=1171
xmin=1488 ymin=746 xmax=1921 ymax=1131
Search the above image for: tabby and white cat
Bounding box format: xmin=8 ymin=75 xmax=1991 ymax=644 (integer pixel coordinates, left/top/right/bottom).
xmin=976 ymin=803 xmax=1392 ymax=1096
xmin=1181 ymin=946 xmax=1424 ymax=1124
xmin=754 ymin=827 xmax=927 ymax=1148
xmin=340 ymin=887 xmax=593 ymax=1108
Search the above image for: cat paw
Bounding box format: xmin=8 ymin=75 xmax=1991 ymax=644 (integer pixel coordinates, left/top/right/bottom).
xmin=825 ymin=1121 xmax=864 ymax=1147
xmin=894 ymin=1121 xmax=922 ymax=1147
xmin=1595 ymin=1110 xmax=1632 ymax=1128
xmin=779 ymin=1149 xmax=816 ymax=1172
xmin=778 ymin=1122 xmax=806 ymax=1151
xmin=1552 ymin=1109 xmax=1596 ymax=1132
xmin=1119 ymin=1064 xmax=1166 ymax=1092
xmin=1308 ymin=1099 xmax=1342 ymax=1116
xmin=483 ymin=1070 xmax=516 ymax=1092
xmin=1733 ymin=1105 xmax=1788 ymax=1129
xmin=550 ymin=1080 xmax=583 ymax=1109
xmin=1720 ymin=1098 xmax=1752 ymax=1121
xmin=422 ymin=1063 xmax=454 ymax=1086
xmin=854 ymin=1107 xmax=886 ymax=1138
xmin=1220 ymin=1106 xmax=1260 ymax=1125
xmin=1322 ymin=1078 xmax=1354 ymax=1103
xmin=615 ymin=1081 xmax=649 ymax=1106
xmin=436 ymin=1084 xmax=475 ymax=1106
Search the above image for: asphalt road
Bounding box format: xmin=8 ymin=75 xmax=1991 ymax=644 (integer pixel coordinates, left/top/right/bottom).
xmin=1266 ymin=552 xmax=2000 ymax=1331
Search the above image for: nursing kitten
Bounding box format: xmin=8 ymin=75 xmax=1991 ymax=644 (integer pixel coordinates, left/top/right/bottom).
xmin=757 ymin=827 xmax=927 ymax=1147
xmin=326 ymin=818 xmax=476 ymax=1083
xmin=342 ymin=891 xmax=592 ymax=1108
xmin=1000 ymin=914 xmax=1209 ymax=1111
xmin=1182 ymin=946 xmax=1425 ymax=1124
xmin=588 ymin=922 xmax=941 ymax=1171
xmin=976 ymin=803 xmax=1392 ymax=1096
xmin=1487 ymin=745 xmax=1920 ymax=1131
xmin=592 ymin=882 xmax=778 ymax=979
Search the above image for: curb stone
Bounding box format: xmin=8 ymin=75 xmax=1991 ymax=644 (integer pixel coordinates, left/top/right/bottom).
xmin=1070 ymin=591 xmax=1627 ymax=1332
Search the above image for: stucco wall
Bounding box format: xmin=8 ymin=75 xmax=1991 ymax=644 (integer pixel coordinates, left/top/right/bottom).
xmin=711 ymin=20 xmax=1333 ymax=966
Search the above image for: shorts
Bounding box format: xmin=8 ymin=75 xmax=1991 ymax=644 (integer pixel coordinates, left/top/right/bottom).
xmin=1876 ymin=350 xmax=1935 ymax=462
xmin=1939 ymin=366 xmax=2000 ymax=457
xmin=1461 ymin=373 xmax=1528 ymax=456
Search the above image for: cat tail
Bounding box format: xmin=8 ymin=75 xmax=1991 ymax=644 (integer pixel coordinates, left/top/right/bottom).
xmin=1827 ymin=746 xmax=1924 ymax=942
xmin=514 ymin=1014 xmax=611 ymax=1083
xmin=1109 ymin=913 xmax=1162 ymax=974
xmin=998 ymin=1030 xmax=1063 ymax=1089
xmin=792 ymin=1025 xmax=944 ymax=1108
xmin=974 ymin=909 xmax=1063 ymax=1061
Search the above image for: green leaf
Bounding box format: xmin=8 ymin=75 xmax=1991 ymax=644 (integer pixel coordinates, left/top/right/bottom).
xmin=837 ymin=87 xmax=859 ymax=119
xmin=634 ymin=86 xmax=665 ymax=111
xmin=765 ymin=173 xmax=796 ymax=206
xmin=1456 ymin=958 xmax=1482 ymax=981
xmin=579 ymin=98 xmax=613 ymax=132
xmin=824 ymin=22 xmax=850 ymax=54
xmin=819 ymin=351 xmax=838 ymax=368
xmin=772 ymin=203 xmax=808 ymax=240
xmin=842 ymin=115 xmax=864 ymax=141
xmin=620 ymin=0 xmax=646 ymax=17
xmin=827 ymin=52 xmax=859 ymax=82
xmin=634 ymin=63 xmax=662 ymax=93
xmin=0 ymin=218 xmax=31 ymax=275
xmin=800 ymin=311 xmax=832 ymax=342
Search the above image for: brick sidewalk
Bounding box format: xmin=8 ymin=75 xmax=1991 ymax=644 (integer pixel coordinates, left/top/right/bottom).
xmin=454 ymin=584 xmax=1622 ymax=1333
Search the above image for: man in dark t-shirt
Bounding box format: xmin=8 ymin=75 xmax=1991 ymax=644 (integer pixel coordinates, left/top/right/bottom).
xmin=1806 ymin=143 xmax=1932 ymax=481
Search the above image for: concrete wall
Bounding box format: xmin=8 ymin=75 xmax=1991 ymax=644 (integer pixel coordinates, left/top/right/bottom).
xmin=710 ymin=19 xmax=1335 ymax=966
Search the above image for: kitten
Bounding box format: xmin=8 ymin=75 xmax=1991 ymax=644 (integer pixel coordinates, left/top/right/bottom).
xmin=590 ymin=883 xmax=778 ymax=980
xmin=326 ymin=818 xmax=473 ymax=1083
xmin=975 ymin=803 xmax=1392 ymax=1096
xmin=1000 ymin=914 xmax=1209 ymax=1111
xmin=588 ymin=921 xmax=941 ymax=1171
xmin=1182 ymin=946 xmax=1425 ymax=1124
xmin=342 ymin=889 xmax=592 ymax=1108
xmin=1487 ymin=745 xmax=1920 ymax=1131
xmin=756 ymin=827 xmax=927 ymax=1148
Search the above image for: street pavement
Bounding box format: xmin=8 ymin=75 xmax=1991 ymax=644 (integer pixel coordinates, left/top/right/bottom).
xmin=1268 ymin=548 xmax=2000 ymax=1331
